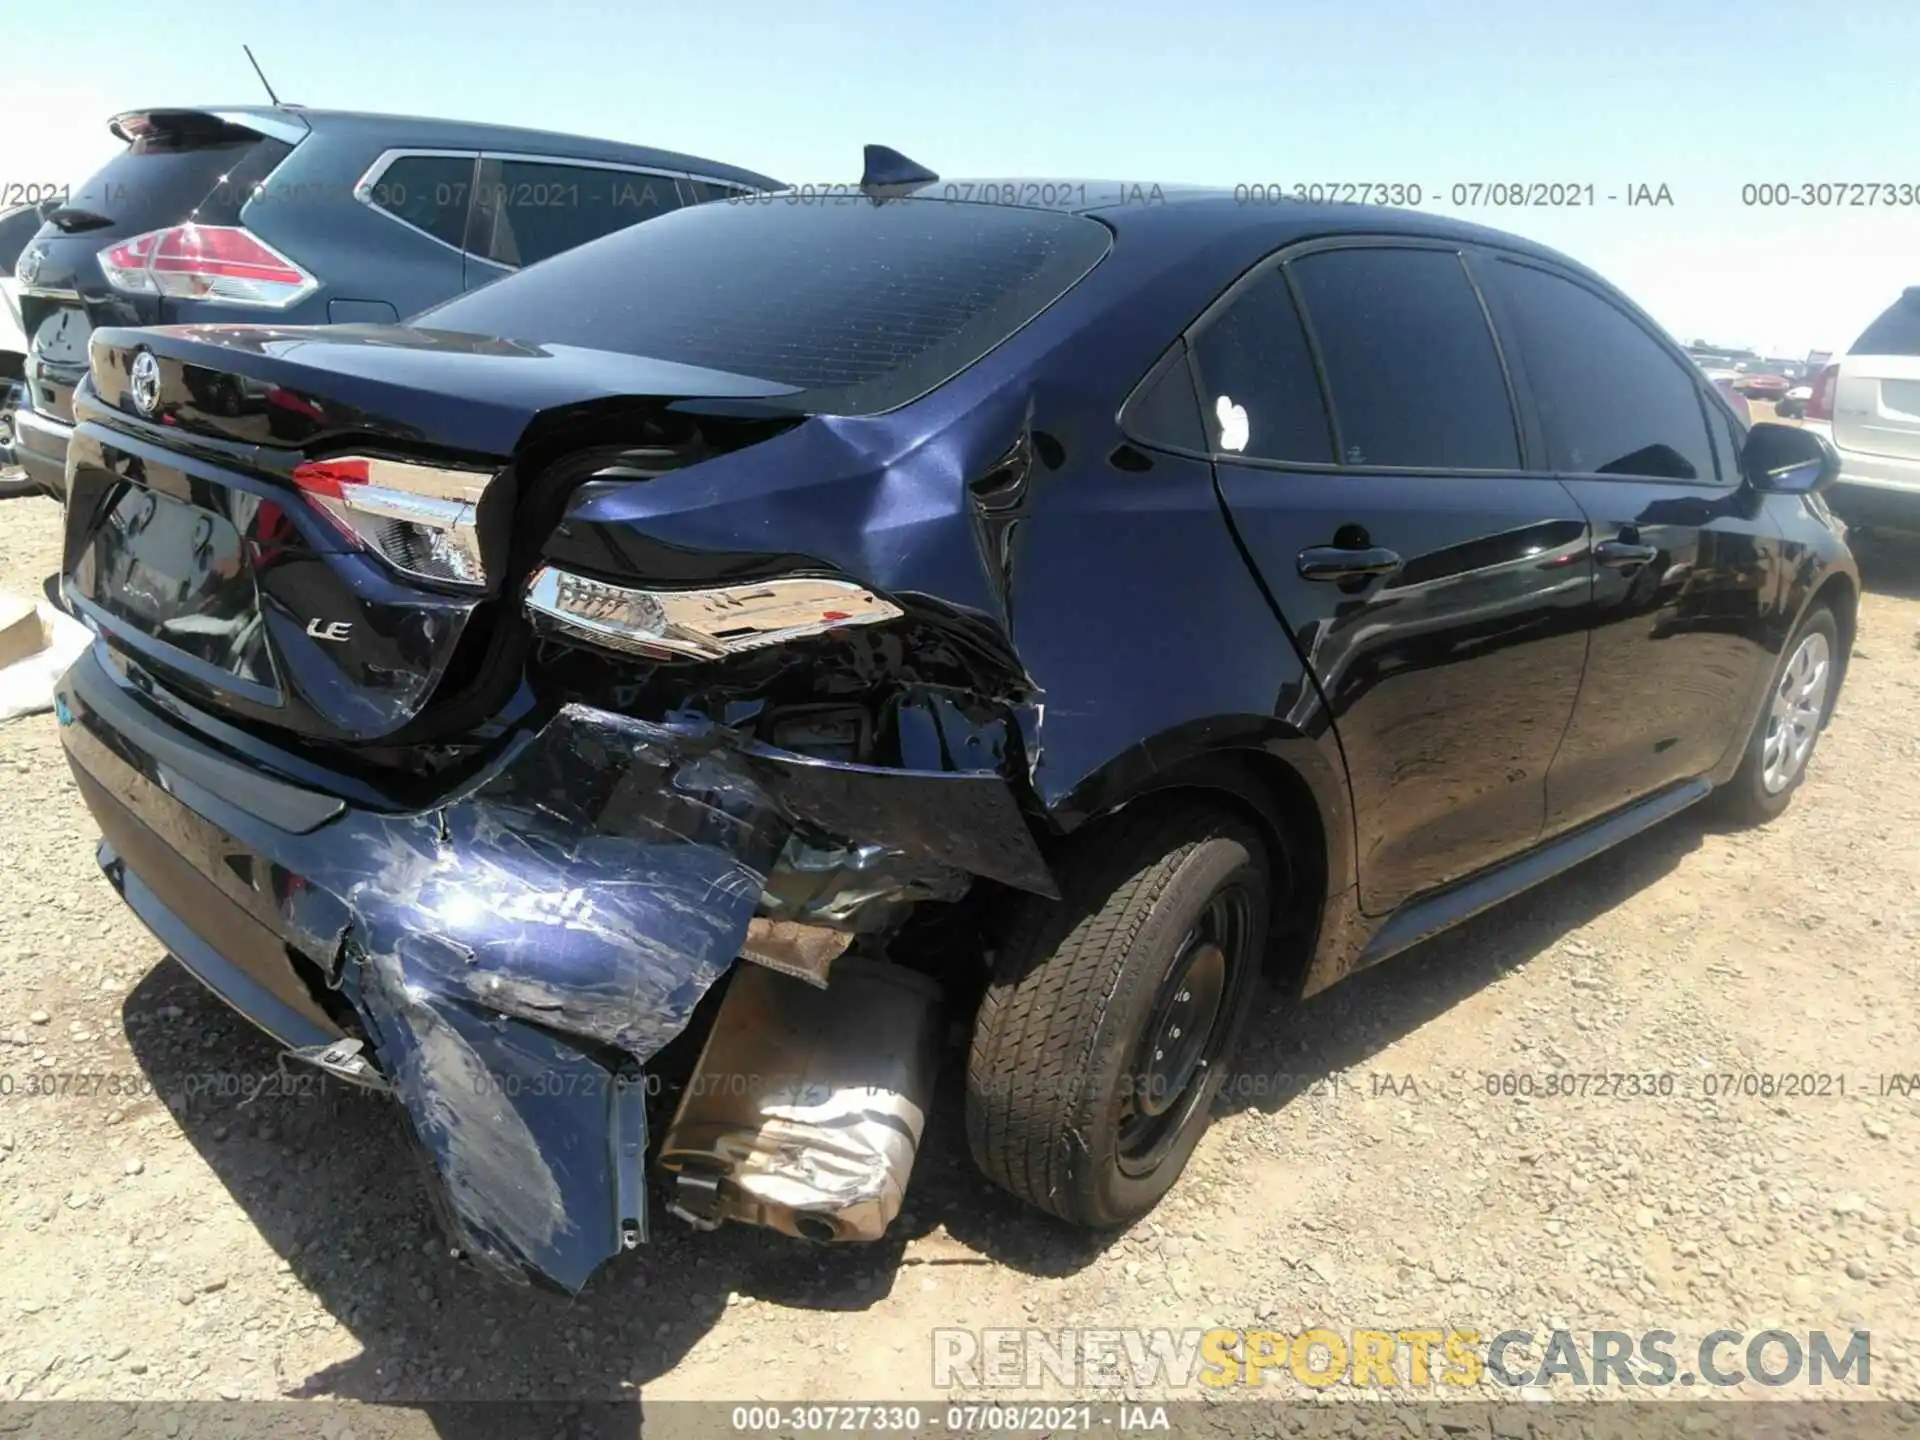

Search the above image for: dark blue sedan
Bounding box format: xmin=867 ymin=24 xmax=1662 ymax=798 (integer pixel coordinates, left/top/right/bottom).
xmin=51 ymin=149 xmax=1856 ymax=1292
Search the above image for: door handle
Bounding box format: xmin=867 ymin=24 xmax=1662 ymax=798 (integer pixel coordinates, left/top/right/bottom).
xmin=1297 ymin=545 xmax=1403 ymax=582
xmin=1594 ymin=537 xmax=1658 ymax=568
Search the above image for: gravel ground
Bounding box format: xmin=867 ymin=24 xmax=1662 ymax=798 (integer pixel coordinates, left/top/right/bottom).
xmin=1 ymin=492 xmax=1917 ymax=1422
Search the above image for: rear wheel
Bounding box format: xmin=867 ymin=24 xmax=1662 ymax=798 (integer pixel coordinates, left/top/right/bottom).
xmin=1718 ymin=604 xmax=1837 ymax=824
xmin=966 ymin=802 xmax=1270 ymax=1228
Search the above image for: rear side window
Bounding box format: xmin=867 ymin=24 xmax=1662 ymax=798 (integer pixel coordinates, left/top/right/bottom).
xmin=475 ymin=160 xmax=680 ymax=269
xmin=1850 ymin=290 xmax=1920 ymax=356
xmin=1490 ymin=260 xmax=1716 ymax=482
xmin=1122 ymin=345 xmax=1207 ymax=452
xmin=366 ymin=153 xmax=476 ymax=250
xmin=1188 ymin=265 xmax=1333 ymax=463
xmin=1288 ymin=247 xmax=1521 ymax=470
xmin=683 ymin=178 xmax=762 ymax=205
xmin=419 ymin=198 xmax=1113 ymax=416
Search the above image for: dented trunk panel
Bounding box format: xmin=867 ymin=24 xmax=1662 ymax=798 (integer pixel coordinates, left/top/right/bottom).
xmin=56 ymin=648 xmax=1049 ymax=1291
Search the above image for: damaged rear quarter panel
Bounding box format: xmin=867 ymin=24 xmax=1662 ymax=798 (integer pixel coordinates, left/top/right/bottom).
xmin=544 ymin=215 xmax=1355 ymax=867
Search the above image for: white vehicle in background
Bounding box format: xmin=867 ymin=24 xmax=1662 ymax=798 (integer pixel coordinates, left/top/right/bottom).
xmin=0 ymin=202 xmax=46 ymax=493
xmin=1804 ymin=287 xmax=1920 ymax=537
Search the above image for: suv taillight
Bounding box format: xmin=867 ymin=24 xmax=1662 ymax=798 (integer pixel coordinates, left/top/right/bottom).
xmin=1805 ymin=363 xmax=1839 ymax=422
xmin=98 ymin=224 xmax=318 ymax=308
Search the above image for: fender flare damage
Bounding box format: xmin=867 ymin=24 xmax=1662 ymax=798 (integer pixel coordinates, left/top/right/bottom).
xmin=301 ymin=704 xmax=1054 ymax=1292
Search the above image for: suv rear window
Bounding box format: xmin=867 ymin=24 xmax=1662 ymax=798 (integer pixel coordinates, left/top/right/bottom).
xmin=1850 ymin=290 xmax=1920 ymax=357
xmin=65 ymin=116 xmax=292 ymax=234
xmin=416 ymin=198 xmax=1113 ymax=415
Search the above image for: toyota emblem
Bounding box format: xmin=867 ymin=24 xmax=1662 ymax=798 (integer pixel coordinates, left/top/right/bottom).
xmin=130 ymin=351 xmax=162 ymax=417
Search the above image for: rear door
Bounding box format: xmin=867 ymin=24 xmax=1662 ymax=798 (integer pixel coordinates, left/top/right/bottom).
xmin=461 ymin=155 xmax=688 ymax=291
xmin=1476 ymin=254 xmax=1781 ymax=836
xmin=1833 ymin=289 xmax=1920 ymax=463
xmin=1196 ymin=241 xmax=1594 ymax=917
xmin=18 ymin=112 xmax=300 ymax=427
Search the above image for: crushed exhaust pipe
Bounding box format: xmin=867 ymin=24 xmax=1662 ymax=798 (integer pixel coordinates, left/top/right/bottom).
xmin=657 ymin=956 xmax=944 ymax=1242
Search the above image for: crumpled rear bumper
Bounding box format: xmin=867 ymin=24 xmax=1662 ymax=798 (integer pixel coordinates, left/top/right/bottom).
xmin=55 ymin=645 xmax=1051 ymax=1292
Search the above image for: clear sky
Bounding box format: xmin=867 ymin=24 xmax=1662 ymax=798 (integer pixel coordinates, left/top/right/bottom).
xmin=1 ymin=0 xmax=1913 ymax=358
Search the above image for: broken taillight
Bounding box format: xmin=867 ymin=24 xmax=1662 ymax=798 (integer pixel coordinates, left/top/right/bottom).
xmin=524 ymin=568 xmax=904 ymax=661
xmin=98 ymin=223 xmax=319 ymax=308
xmin=291 ymin=456 xmax=498 ymax=588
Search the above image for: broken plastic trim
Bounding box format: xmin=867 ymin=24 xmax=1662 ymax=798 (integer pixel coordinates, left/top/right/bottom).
xmin=264 ymin=703 xmax=1049 ymax=1292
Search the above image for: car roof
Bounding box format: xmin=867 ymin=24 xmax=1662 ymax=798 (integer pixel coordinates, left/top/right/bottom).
xmin=115 ymin=105 xmax=783 ymax=190
xmin=881 ymin=176 xmax=1608 ymax=285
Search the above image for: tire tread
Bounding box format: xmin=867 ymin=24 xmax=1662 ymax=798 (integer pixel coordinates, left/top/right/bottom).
xmin=966 ymin=802 xmax=1254 ymax=1223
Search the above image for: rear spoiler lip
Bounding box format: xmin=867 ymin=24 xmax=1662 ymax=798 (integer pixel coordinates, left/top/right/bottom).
xmin=82 ymin=323 xmax=809 ymax=460
xmin=108 ymin=106 xmax=312 ymax=148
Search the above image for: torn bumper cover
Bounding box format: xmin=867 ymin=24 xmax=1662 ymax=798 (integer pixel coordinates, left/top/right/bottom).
xmin=54 ymin=647 xmax=1053 ymax=1293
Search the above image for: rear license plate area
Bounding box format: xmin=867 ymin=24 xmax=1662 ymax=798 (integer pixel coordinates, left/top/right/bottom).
xmin=68 ymin=474 xmax=278 ymax=692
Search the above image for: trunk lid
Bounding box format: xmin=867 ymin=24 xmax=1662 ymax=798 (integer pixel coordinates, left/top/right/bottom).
xmin=1834 ymin=288 xmax=1920 ymax=462
xmin=65 ymin=323 xmax=800 ymax=748
xmin=18 ymin=109 xmax=302 ymax=424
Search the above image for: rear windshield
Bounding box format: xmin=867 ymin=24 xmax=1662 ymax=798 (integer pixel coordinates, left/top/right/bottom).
xmin=1850 ymin=291 xmax=1920 ymax=357
xmin=63 ymin=120 xmax=292 ymax=234
xmin=416 ymin=197 xmax=1114 ymax=415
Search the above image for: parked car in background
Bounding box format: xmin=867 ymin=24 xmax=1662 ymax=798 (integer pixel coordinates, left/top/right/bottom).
xmin=1801 ymin=287 xmax=1920 ymax=535
xmin=1691 ymin=358 xmax=1751 ymax=421
xmin=1733 ymin=363 xmax=1792 ymax=402
xmin=0 ymin=201 xmax=46 ymax=493
xmin=1712 ymin=374 xmax=1751 ymax=421
xmin=53 ymin=162 xmax=1856 ymax=1293
xmin=9 ymin=105 xmax=780 ymax=501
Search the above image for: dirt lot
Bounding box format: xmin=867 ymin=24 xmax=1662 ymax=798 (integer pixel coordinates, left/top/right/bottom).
xmin=1 ymin=490 xmax=1917 ymax=1421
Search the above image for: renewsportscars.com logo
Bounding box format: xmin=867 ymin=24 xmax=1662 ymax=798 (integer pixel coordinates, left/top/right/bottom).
xmin=931 ymin=1327 xmax=1873 ymax=1391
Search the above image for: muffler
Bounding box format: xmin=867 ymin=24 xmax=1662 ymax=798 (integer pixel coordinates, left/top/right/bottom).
xmin=656 ymin=955 xmax=944 ymax=1242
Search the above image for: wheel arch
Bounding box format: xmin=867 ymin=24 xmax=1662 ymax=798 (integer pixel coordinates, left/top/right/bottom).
xmin=1042 ymin=721 xmax=1355 ymax=991
xmin=1808 ymin=570 xmax=1857 ymax=711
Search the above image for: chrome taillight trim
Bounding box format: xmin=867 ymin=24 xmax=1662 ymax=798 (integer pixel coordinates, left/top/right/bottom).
xmin=297 ymin=456 xmax=499 ymax=589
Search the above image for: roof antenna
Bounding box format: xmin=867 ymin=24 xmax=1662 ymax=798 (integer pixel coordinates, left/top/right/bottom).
xmin=243 ymin=45 xmax=283 ymax=106
xmin=860 ymin=145 xmax=938 ymax=203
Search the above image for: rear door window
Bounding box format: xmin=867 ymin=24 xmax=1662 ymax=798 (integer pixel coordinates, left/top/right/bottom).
xmin=419 ymin=197 xmax=1113 ymax=415
xmin=1187 ymin=265 xmax=1334 ymax=463
xmin=474 ymin=159 xmax=681 ymax=269
xmin=1287 ymin=246 xmax=1522 ymax=470
xmin=1849 ymin=290 xmax=1920 ymax=356
xmin=1489 ymin=259 xmax=1717 ymax=483
xmin=365 ymin=153 xmax=477 ymax=250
